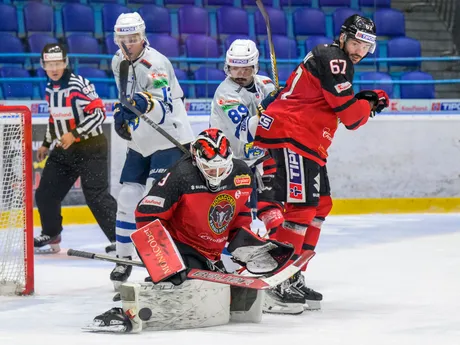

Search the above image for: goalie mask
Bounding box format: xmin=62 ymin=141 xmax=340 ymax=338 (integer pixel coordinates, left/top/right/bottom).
xmin=114 ymin=12 xmax=149 ymax=53
xmin=225 ymin=39 xmax=259 ymax=86
xmin=340 ymin=14 xmax=377 ymax=57
xmin=191 ymin=129 xmax=234 ymax=192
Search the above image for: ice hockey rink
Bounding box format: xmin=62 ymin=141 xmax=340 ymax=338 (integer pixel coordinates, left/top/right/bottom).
xmin=1 ymin=213 xmax=460 ymax=345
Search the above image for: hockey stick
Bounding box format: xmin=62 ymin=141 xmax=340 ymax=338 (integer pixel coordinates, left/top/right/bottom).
xmin=255 ymin=0 xmax=279 ymax=89
xmin=118 ymin=44 xmax=189 ymax=155
xmin=67 ymin=248 xmax=315 ymax=290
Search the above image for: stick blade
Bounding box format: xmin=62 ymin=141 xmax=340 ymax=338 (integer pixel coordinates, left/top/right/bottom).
xmin=119 ymin=60 xmax=130 ymax=97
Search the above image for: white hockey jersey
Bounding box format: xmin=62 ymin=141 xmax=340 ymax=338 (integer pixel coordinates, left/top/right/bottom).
xmin=210 ymin=75 xmax=275 ymax=166
xmin=112 ymin=47 xmax=194 ymax=157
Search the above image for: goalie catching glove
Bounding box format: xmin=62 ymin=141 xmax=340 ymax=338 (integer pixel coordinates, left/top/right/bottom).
xmin=355 ymin=89 xmax=390 ymax=117
xmin=227 ymin=227 xmax=294 ymax=275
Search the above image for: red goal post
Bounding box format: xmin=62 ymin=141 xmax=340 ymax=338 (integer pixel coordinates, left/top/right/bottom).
xmin=0 ymin=105 xmax=34 ymax=295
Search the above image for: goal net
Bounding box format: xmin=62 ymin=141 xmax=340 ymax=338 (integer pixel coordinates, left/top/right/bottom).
xmin=0 ymin=106 xmax=34 ymax=295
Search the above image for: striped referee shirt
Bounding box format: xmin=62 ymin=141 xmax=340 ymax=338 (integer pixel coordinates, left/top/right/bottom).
xmin=42 ymin=70 xmax=106 ymax=148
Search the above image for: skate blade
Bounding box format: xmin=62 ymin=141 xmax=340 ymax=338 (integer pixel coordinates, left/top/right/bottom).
xmin=304 ymin=300 xmax=321 ymax=311
xmin=34 ymin=244 xmax=61 ymax=254
xmin=112 ymin=280 xmax=125 ymax=292
xmin=82 ymin=322 xmax=127 ymax=333
xmin=263 ymin=307 xmax=304 ymax=315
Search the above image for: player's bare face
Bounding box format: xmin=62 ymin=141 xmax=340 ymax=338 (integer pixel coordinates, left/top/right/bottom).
xmin=43 ymin=61 xmax=66 ymax=81
xmin=345 ymin=39 xmax=372 ymax=64
xmin=229 ymin=66 xmax=255 ymax=87
xmin=117 ymin=34 xmax=144 ymax=60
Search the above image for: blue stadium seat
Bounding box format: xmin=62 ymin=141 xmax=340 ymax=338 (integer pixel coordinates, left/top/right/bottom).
xmin=305 ymin=35 xmax=332 ymax=52
xmin=102 ymin=4 xmax=130 ymax=33
xmin=255 ymin=7 xmax=287 ymax=36
xmin=207 ymin=0 xmax=234 ymax=5
xmin=333 ymin=8 xmax=364 ymax=36
xmin=387 ymin=37 xmax=421 ymax=67
xmin=400 ymin=72 xmax=435 ymax=99
xmin=28 ymin=34 xmax=58 ymax=64
xmin=243 ymin=0 xmax=273 ymax=6
xmin=0 ymin=67 xmax=33 ymax=99
xmin=194 ymin=67 xmax=225 ymax=98
xmin=359 ymin=72 xmax=393 ymax=98
xmin=278 ymin=66 xmax=294 ymax=84
xmin=320 ymin=0 xmax=351 ymax=6
xmin=293 ymin=8 xmax=326 ymax=37
xmin=265 ymin=35 xmax=297 ymax=60
xmin=147 ymin=34 xmax=180 ymax=57
xmin=78 ymin=67 xmax=111 ymax=99
xmin=178 ymin=6 xmax=209 ymax=35
xmin=0 ymin=33 xmax=25 ymax=64
xmin=374 ymin=9 xmax=405 ymax=37
xmin=164 ymin=0 xmax=195 ymax=6
xmin=24 ymin=3 xmax=53 ymax=34
xmin=0 ymin=4 xmax=18 ymax=34
xmin=359 ymin=0 xmax=391 ymax=7
xmin=217 ymin=7 xmax=249 ymax=37
xmin=89 ymin=0 xmax=120 ymax=3
xmin=185 ymin=35 xmax=219 ymax=58
xmin=105 ymin=34 xmax=119 ymax=55
xmin=224 ymin=35 xmax=252 ymax=51
xmin=67 ymin=34 xmax=100 ymax=64
xmin=139 ymin=5 xmax=171 ymax=34
xmin=62 ymin=4 xmax=95 ymax=35
xmin=128 ymin=0 xmax=159 ymax=3
xmin=258 ymin=69 xmax=270 ymax=77
xmin=174 ymin=68 xmax=190 ymax=98
xmin=280 ymin=0 xmax=312 ymax=6
xmin=37 ymin=68 xmax=47 ymax=99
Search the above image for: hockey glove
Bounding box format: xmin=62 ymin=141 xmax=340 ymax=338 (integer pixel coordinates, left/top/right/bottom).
xmin=355 ymin=89 xmax=390 ymax=117
xmin=120 ymin=91 xmax=155 ymax=121
xmin=228 ymin=228 xmax=294 ymax=275
xmin=257 ymin=88 xmax=283 ymax=117
xmin=113 ymin=103 xmax=131 ymax=141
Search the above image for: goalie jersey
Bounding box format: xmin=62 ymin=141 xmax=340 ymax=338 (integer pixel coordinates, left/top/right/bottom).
xmin=135 ymin=156 xmax=254 ymax=261
xmin=210 ymin=75 xmax=275 ymax=166
xmin=112 ymin=47 xmax=194 ymax=157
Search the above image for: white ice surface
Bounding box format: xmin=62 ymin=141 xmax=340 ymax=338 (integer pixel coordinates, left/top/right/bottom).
xmin=1 ymin=214 xmax=460 ymax=345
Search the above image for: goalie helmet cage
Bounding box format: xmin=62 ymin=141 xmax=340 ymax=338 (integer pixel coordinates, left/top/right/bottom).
xmin=0 ymin=105 xmax=34 ymax=295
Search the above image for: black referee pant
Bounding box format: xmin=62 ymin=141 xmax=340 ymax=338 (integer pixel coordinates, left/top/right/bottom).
xmin=35 ymin=134 xmax=116 ymax=242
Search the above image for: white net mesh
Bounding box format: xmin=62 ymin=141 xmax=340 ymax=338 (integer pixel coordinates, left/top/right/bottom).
xmin=0 ymin=111 xmax=28 ymax=295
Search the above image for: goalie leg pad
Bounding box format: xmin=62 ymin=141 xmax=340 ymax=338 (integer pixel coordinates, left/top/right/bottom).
xmin=126 ymin=280 xmax=230 ymax=331
xmin=230 ymin=287 xmax=264 ymax=323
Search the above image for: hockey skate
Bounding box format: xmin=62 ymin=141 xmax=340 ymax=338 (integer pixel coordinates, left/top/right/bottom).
xmin=34 ymin=234 xmax=61 ymax=254
xmin=110 ymin=257 xmax=132 ymax=291
xmin=290 ymin=271 xmax=322 ymax=310
xmin=105 ymin=242 xmax=116 ymax=254
xmin=83 ymin=307 xmax=132 ymax=333
xmin=263 ymin=279 xmax=305 ymax=315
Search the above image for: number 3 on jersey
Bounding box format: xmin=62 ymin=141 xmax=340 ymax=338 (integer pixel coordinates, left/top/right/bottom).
xmin=227 ymin=105 xmax=249 ymax=124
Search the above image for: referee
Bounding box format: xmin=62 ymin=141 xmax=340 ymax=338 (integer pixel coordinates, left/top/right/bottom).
xmin=34 ymin=43 xmax=117 ymax=253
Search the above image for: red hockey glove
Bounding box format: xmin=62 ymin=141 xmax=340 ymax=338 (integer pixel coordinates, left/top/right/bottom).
xmin=373 ymin=89 xmax=390 ymax=114
xmin=355 ymin=89 xmax=389 ymax=117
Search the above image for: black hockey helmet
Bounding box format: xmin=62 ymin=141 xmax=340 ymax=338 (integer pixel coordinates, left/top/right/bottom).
xmin=340 ymin=14 xmax=377 ymax=54
xmin=40 ymin=43 xmax=69 ymax=69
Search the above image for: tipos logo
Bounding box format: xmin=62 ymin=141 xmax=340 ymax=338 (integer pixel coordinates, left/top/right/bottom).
xmin=208 ymin=194 xmax=236 ymax=234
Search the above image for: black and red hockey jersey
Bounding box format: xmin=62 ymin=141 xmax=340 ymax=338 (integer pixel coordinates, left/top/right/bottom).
xmin=255 ymin=42 xmax=372 ymax=166
xmin=135 ymin=156 xmax=254 ymax=261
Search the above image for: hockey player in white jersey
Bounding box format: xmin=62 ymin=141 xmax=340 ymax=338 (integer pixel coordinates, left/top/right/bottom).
xmin=110 ymin=12 xmax=194 ymax=287
xmin=210 ymin=39 xmax=284 ymax=236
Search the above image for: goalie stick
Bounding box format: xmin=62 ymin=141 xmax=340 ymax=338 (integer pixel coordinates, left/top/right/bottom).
xmin=67 ymin=248 xmax=314 ymax=290
xmin=255 ymin=0 xmax=279 ymax=88
xmin=118 ymin=43 xmax=189 ymax=155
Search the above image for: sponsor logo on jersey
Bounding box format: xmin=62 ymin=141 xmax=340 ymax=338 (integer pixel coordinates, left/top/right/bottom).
xmin=286 ymin=149 xmax=306 ymax=202
xmin=208 ymin=194 xmax=236 ymax=235
xmin=334 ymin=81 xmax=352 ymax=93
xmin=259 ymin=113 xmax=274 ymax=130
xmin=234 ymin=174 xmax=251 ymax=187
xmin=50 ymin=107 xmax=73 ymax=120
xmin=431 ymin=102 xmax=460 ymax=111
xmin=190 ymin=184 xmax=208 ymax=190
xmin=322 ymin=127 xmax=333 ymax=142
xmin=198 ymin=233 xmax=229 ymax=243
xmin=235 ymin=190 xmax=241 ymax=199
xmin=140 ymin=196 xmax=166 ymax=207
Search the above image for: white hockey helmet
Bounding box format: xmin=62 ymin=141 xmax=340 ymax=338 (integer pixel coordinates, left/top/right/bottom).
xmin=225 ymin=39 xmax=259 ymax=75
xmin=114 ymin=12 xmax=147 ymax=45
